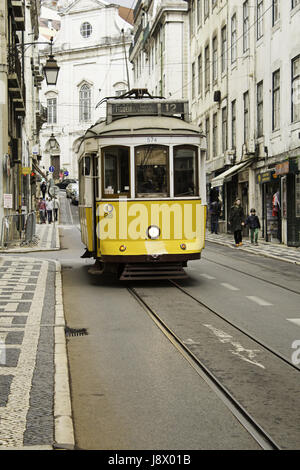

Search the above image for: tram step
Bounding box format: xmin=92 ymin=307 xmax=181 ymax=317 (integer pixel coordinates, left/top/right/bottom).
xmin=119 ymin=263 xmax=188 ymax=281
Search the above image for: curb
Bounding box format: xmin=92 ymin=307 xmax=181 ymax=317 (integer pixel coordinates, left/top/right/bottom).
xmin=54 ymin=260 xmax=75 ymax=450
xmin=206 ymin=238 xmax=300 ymax=266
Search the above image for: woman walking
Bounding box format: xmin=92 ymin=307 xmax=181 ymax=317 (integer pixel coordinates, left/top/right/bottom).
xmin=229 ymin=198 xmax=245 ymax=247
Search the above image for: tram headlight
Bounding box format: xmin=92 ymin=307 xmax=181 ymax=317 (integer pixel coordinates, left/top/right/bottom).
xmin=147 ymin=225 xmax=160 ymax=240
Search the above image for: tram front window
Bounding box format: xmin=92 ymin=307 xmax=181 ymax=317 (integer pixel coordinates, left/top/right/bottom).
xmin=136 ymin=146 xmax=168 ymax=197
xmin=174 ymin=146 xmax=198 ymax=197
xmin=103 ymin=147 xmax=130 ymax=197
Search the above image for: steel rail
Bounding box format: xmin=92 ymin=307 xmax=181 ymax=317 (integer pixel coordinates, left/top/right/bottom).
xmin=127 ymin=286 xmax=281 ymax=451
xmin=170 ymin=279 xmax=300 ymax=373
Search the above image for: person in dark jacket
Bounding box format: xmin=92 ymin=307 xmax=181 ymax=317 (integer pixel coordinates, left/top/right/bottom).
xmin=40 ymin=181 xmax=47 ymax=199
xmin=229 ymin=198 xmax=245 ymax=247
xmin=245 ymin=208 xmax=261 ymax=245
xmin=210 ymin=198 xmax=222 ymax=234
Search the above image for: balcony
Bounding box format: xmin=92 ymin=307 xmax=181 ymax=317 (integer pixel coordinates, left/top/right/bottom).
xmin=10 ymin=0 xmax=25 ymax=31
xmin=36 ymin=102 xmax=47 ymax=134
xmin=7 ymin=47 xmax=26 ymax=115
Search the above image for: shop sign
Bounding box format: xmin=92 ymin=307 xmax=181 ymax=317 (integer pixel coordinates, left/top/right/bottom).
xmin=257 ymin=171 xmax=277 ymax=184
xmin=3 ymin=194 xmax=13 ymax=209
xmin=275 ymin=161 xmax=289 ymax=176
xmin=238 ymin=170 xmax=249 ymax=183
xmin=22 ymin=167 xmax=31 ymax=175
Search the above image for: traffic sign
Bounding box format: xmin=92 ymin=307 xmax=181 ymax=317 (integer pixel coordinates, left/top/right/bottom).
xmin=64 ymin=171 xmax=69 ymax=176
xmin=49 ymin=186 xmax=59 ymax=197
xmin=49 ymin=166 xmax=55 ymax=173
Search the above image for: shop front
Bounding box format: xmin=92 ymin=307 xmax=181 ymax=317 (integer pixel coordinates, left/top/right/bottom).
xmin=257 ymin=170 xmax=281 ymax=243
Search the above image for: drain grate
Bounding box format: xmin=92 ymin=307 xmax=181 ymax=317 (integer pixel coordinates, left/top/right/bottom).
xmin=65 ymin=326 xmax=88 ymax=337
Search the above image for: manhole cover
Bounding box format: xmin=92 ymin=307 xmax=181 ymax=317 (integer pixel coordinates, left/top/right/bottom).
xmin=65 ymin=326 xmax=88 ymax=337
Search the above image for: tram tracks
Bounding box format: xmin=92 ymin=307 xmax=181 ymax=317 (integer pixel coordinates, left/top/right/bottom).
xmin=127 ymin=281 xmax=300 ymax=450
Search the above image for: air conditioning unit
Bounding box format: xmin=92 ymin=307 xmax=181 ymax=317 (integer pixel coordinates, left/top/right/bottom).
xmin=225 ymin=150 xmax=235 ymax=165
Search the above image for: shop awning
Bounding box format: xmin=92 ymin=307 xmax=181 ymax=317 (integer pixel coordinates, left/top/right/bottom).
xmin=210 ymin=160 xmax=252 ymax=188
xmin=32 ymin=161 xmax=47 ymax=180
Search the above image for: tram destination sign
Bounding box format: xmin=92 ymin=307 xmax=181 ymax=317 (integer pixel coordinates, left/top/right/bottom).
xmin=107 ymin=99 xmax=188 ymax=122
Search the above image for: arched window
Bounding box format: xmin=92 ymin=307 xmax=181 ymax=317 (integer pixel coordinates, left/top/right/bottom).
xmin=79 ymin=84 xmax=91 ymax=122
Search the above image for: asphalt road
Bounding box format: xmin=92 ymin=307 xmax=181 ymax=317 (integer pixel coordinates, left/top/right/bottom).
xmin=28 ymin=194 xmax=300 ymax=450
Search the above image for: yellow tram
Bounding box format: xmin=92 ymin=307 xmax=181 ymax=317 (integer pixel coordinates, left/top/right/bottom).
xmin=77 ymin=89 xmax=207 ymax=280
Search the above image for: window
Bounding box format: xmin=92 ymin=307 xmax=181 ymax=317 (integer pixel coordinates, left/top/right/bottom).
xmin=197 ymin=0 xmax=202 ymax=26
xmin=296 ymin=174 xmax=300 ymax=218
xmin=205 ymin=45 xmax=210 ymax=90
xmin=231 ymin=100 xmax=236 ymax=149
xmin=257 ymin=0 xmax=264 ymax=40
xmin=80 ymin=22 xmax=92 ymax=38
xmin=47 ymin=98 xmax=57 ymax=124
xmin=212 ymin=36 xmax=218 ymax=82
xmin=231 ymin=14 xmax=237 ymax=64
xmin=222 ymin=107 xmax=227 ymax=153
xmin=272 ymin=0 xmax=280 ymax=25
xmin=198 ymin=53 xmax=203 ymax=96
xmin=192 ymin=62 xmax=196 ymax=100
xmin=257 ymin=81 xmax=264 ymax=137
xmin=79 ymin=84 xmax=91 ymax=122
xmin=205 ymin=117 xmax=210 ymax=160
xmin=174 ymin=146 xmax=198 ymax=197
xmin=272 ymin=69 xmax=280 ymax=130
xmin=292 ymin=55 xmax=300 ymax=122
xmin=204 ymin=0 xmax=209 ymax=19
xmin=135 ymin=146 xmax=168 ymax=197
xmin=213 ymin=113 xmax=218 ymax=157
xmin=103 ymin=147 xmax=130 ymax=197
xmin=243 ymin=91 xmax=250 ymax=142
xmin=292 ymin=0 xmax=300 ymax=8
xmin=221 ymin=25 xmax=227 ymax=74
xmin=243 ymin=1 xmax=249 ymax=53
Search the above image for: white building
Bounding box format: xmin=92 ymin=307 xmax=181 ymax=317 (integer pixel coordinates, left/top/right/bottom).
xmin=129 ymin=0 xmax=189 ymax=99
xmin=39 ymin=0 xmax=133 ymax=180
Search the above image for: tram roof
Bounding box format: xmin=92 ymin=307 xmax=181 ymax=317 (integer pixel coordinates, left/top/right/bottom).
xmin=84 ymin=116 xmax=203 ymax=138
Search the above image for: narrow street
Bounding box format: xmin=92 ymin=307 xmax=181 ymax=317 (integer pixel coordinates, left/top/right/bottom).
xmin=57 ymin=193 xmax=300 ymax=449
xmin=0 ymin=191 xmax=299 ymax=451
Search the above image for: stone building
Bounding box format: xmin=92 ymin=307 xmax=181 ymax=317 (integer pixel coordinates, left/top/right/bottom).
xmin=38 ymin=0 xmax=134 ymax=180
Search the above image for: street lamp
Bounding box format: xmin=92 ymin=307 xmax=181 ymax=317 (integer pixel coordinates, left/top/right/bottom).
xmin=43 ymin=37 xmax=60 ymax=86
xmin=49 ymin=133 xmax=58 ymax=149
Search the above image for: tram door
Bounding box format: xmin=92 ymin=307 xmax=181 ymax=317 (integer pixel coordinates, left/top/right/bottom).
xmin=82 ymin=154 xmax=96 ymax=254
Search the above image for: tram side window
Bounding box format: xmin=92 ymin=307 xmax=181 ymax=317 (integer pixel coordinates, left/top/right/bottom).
xmin=136 ymin=145 xmax=168 ymax=197
xmin=174 ymin=146 xmax=198 ymax=197
xmin=103 ymin=147 xmax=130 ymax=197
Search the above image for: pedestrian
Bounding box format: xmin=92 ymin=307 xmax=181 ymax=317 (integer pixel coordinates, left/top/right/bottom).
xmin=245 ymin=208 xmax=261 ymax=246
xmin=40 ymin=180 xmax=47 ymax=199
xmin=46 ymin=197 xmax=53 ymax=224
xmin=53 ymin=196 xmax=60 ymax=221
xmin=229 ymin=198 xmax=245 ymax=247
xmin=210 ymin=197 xmax=222 ymax=234
xmin=38 ymin=198 xmax=46 ymax=224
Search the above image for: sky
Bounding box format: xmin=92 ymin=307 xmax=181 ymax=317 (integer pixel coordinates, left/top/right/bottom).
xmin=115 ymin=0 xmax=137 ymax=8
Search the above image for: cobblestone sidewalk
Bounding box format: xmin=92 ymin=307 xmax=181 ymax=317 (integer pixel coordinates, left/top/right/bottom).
xmin=206 ymin=232 xmax=300 ymax=265
xmin=0 ymin=256 xmax=73 ymax=449
xmin=0 ymin=223 xmax=60 ymax=254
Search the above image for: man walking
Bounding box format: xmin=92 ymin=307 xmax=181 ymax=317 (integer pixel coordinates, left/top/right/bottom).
xmin=210 ymin=198 xmax=222 ymax=234
xmin=229 ymin=198 xmax=245 ymax=247
xmin=53 ymin=196 xmax=60 ymax=222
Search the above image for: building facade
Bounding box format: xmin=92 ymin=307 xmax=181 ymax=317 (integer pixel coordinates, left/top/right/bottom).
xmin=130 ymin=0 xmax=300 ymax=246
xmin=38 ymin=0 xmax=133 ymax=180
xmin=0 ymin=0 xmax=44 ymax=227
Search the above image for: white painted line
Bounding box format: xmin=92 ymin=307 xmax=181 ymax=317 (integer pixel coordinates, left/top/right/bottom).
xmin=220 ymin=283 xmax=240 ymax=291
xmin=246 ymin=296 xmax=273 ymax=306
xmin=287 ymin=319 xmax=300 ymax=327
xmin=200 ymin=273 xmax=216 ymax=280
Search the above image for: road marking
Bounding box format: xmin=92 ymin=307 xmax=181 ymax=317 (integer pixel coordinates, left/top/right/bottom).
xmin=220 ymin=283 xmax=240 ymax=291
xmin=203 ymin=324 xmax=265 ymax=369
xmin=200 ymin=273 xmax=216 ymax=280
xmin=287 ymin=319 xmax=300 ymax=327
xmin=246 ymin=296 xmax=273 ymax=306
